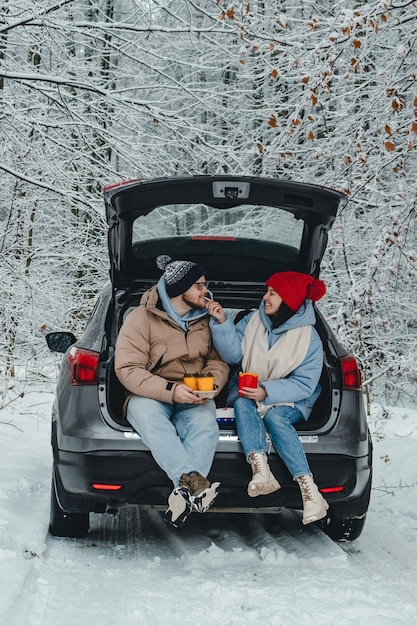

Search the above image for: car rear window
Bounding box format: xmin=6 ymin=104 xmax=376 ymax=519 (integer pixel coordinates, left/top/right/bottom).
xmin=132 ymin=204 xmax=303 ymax=261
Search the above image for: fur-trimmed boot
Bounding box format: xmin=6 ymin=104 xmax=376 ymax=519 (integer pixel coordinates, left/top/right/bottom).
xmin=297 ymin=474 xmax=329 ymax=525
xmin=247 ymin=453 xmax=281 ymax=497
xmin=179 ymin=471 xmax=220 ymax=513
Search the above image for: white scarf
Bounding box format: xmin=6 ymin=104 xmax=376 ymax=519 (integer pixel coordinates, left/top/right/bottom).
xmin=241 ymin=311 xmax=312 ymax=416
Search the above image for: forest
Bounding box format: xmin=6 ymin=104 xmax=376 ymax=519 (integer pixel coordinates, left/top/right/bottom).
xmin=1 ymin=0 xmax=416 ymax=407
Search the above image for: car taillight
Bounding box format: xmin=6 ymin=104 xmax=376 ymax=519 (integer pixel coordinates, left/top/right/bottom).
xmin=92 ymin=484 xmax=123 ymax=491
xmin=320 ymin=486 xmax=345 ymax=494
xmin=340 ymin=354 xmax=362 ymax=390
xmin=68 ymin=346 xmax=99 ymax=385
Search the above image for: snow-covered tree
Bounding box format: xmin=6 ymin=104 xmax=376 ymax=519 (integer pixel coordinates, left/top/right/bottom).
xmin=0 ymin=0 xmax=416 ymax=404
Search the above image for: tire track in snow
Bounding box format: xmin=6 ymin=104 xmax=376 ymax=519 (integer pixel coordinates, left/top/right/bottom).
xmin=339 ymin=508 xmax=417 ymax=572
xmin=4 ymin=507 xmax=416 ymax=626
xmin=2 ymin=551 xmax=50 ymax=626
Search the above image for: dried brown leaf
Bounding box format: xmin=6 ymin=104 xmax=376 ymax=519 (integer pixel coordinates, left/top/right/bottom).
xmin=268 ymin=114 xmax=278 ymax=128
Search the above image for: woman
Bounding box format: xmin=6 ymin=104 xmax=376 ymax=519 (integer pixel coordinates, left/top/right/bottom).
xmin=207 ymin=271 xmax=329 ymax=525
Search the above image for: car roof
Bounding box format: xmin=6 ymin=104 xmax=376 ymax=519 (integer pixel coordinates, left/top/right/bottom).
xmin=103 ymin=175 xmax=347 ymax=289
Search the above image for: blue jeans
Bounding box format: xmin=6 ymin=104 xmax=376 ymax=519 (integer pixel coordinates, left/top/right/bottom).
xmin=126 ymin=396 xmax=219 ymax=487
xmin=234 ymin=397 xmax=311 ymax=479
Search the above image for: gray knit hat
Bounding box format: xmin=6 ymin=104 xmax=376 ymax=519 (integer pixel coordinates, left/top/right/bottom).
xmin=156 ymin=255 xmax=206 ymax=297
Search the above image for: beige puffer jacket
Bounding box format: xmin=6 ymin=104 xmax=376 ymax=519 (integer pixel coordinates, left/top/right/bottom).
xmin=114 ymin=285 xmax=229 ymax=404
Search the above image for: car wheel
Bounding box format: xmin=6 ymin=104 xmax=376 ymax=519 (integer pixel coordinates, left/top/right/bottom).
xmin=321 ymin=513 xmax=367 ymax=542
xmin=49 ymin=477 xmax=90 ymax=538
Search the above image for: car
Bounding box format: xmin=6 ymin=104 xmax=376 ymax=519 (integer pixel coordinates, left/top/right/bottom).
xmin=46 ymin=175 xmax=372 ymax=541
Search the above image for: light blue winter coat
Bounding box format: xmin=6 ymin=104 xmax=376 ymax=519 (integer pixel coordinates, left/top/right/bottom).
xmin=210 ymin=300 xmax=323 ymax=420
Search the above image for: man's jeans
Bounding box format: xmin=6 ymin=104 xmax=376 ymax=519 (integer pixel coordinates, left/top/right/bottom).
xmin=126 ymin=396 xmax=219 ymax=487
xmin=234 ymin=397 xmax=311 ymax=479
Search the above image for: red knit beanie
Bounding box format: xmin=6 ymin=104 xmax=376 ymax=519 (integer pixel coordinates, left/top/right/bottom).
xmin=266 ymin=271 xmax=326 ymax=312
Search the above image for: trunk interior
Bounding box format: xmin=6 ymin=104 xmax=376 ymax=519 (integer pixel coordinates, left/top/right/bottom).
xmin=104 ymin=282 xmax=339 ymax=434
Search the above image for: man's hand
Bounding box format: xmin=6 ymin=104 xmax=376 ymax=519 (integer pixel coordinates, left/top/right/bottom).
xmin=205 ymin=298 xmax=227 ymax=324
xmin=173 ymin=383 xmax=207 ymax=404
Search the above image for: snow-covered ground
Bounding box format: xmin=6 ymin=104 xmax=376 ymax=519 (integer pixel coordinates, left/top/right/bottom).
xmin=0 ymin=382 xmax=416 ymax=625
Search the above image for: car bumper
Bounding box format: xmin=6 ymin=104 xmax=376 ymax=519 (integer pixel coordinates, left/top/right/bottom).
xmin=54 ymin=447 xmax=372 ymax=517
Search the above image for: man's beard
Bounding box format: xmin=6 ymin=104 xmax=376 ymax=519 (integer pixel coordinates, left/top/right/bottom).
xmin=181 ymin=294 xmax=205 ymax=310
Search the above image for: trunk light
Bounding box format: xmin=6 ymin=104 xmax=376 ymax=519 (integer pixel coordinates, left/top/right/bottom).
xmin=92 ymin=484 xmax=123 ymax=491
xmin=340 ymin=354 xmax=362 ymax=390
xmin=68 ymin=347 xmax=99 ymax=385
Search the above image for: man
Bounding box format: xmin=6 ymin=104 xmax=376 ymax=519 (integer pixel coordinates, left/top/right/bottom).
xmin=114 ymin=255 xmax=229 ymax=528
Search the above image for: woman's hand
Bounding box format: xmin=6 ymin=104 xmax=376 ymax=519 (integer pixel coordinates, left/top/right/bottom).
xmin=205 ymin=298 xmax=227 ymax=324
xmin=239 ymin=385 xmax=267 ymax=402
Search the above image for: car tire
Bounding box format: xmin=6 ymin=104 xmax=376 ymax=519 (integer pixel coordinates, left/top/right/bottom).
xmin=49 ymin=477 xmax=90 ymax=539
xmin=321 ymin=513 xmax=367 ymax=542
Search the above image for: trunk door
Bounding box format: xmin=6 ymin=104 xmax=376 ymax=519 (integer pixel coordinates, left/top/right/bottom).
xmin=104 ymin=176 xmax=347 ymax=290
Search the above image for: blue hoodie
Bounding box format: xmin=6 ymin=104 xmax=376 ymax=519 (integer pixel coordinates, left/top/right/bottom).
xmin=210 ymin=300 xmax=323 ymax=419
xmin=157 ymin=277 xmax=211 ymax=331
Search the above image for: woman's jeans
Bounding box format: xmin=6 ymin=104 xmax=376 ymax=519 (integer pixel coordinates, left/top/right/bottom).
xmin=126 ymin=396 xmax=219 ymax=487
xmin=234 ymin=397 xmax=311 ymax=479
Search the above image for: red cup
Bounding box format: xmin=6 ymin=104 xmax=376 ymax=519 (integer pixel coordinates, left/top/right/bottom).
xmin=238 ymin=372 xmax=258 ymax=396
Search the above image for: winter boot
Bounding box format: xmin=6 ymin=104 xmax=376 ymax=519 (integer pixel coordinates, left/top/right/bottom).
xmin=247 ymin=453 xmax=281 ymax=497
xmin=164 ymin=485 xmax=192 ymax=528
xmin=297 ymin=474 xmax=329 ymax=525
xmin=179 ymin=471 xmax=220 ymax=513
